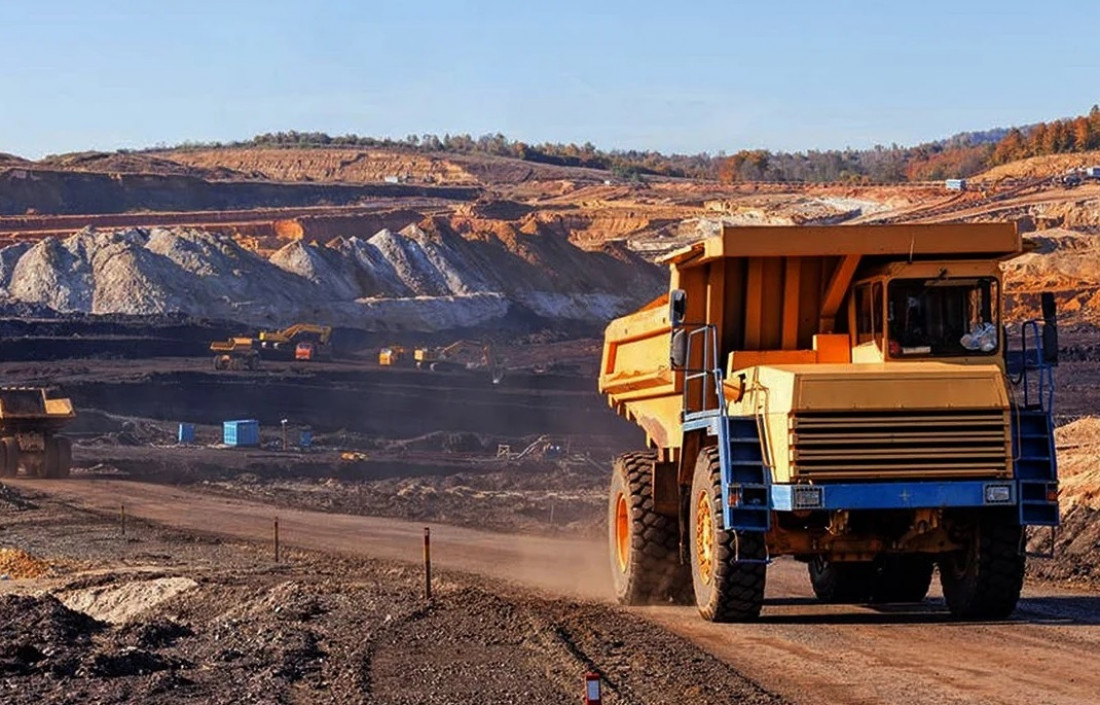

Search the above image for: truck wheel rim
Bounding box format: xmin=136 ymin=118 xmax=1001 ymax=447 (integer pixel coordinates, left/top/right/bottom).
xmin=696 ymin=491 xmax=714 ymax=584
xmin=614 ymin=494 xmax=630 ymax=573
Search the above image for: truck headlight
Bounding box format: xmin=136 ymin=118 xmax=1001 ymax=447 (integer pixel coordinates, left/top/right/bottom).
xmin=984 ymin=483 xmax=1013 ymax=504
xmin=793 ymin=486 xmax=823 ymax=509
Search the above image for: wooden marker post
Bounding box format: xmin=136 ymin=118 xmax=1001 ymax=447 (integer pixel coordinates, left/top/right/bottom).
xmin=274 ymin=517 xmax=280 ymax=563
xmin=423 ymin=527 xmax=432 ymax=601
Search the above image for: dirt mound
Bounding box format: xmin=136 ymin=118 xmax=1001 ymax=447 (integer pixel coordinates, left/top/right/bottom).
xmin=0 ymin=594 xmax=104 ymax=676
xmin=60 ymin=577 xmax=199 ymax=624
xmin=0 ymin=548 xmax=52 ymax=578
xmin=0 ymin=224 xmax=660 ymax=331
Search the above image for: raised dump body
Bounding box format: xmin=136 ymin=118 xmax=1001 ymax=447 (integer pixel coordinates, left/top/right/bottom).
xmin=600 ymin=223 xmax=1059 ymax=621
xmin=0 ymin=387 xmax=76 ymax=478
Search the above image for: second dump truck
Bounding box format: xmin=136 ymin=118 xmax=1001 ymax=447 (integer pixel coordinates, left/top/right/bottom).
xmin=0 ymin=387 xmax=76 ymax=478
xmin=599 ymin=223 xmax=1058 ymax=621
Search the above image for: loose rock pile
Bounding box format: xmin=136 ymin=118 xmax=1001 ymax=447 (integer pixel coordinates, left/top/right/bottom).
xmin=0 ymin=224 xmax=661 ymax=331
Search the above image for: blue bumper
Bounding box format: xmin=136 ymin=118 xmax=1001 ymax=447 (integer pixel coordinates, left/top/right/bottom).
xmin=766 ymin=480 xmax=1057 ymax=526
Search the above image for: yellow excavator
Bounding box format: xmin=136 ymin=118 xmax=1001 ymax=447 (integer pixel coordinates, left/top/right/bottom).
xmin=257 ymin=323 xmax=333 ymax=360
xmin=211 ymin=323 xmax=333 ymax=369
xmin=414 ymin=340 xmax=505 ymax=381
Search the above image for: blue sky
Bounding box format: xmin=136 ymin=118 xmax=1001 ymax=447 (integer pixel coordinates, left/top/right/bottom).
xmin=1 ymin=0 xmax=1097 ymax=159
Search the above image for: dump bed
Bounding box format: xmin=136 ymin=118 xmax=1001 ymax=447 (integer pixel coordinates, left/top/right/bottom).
xmin=599 ymin=223 xmax=1022 ymax=454
xmin=210 ymin=337 xmax=258 ymax=354
xmin=0 ymin=387 xmax=76 ymax=433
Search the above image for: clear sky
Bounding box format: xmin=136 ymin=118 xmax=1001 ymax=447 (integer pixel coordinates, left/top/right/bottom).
xmin=1 ymin=0 xmax=1097 ymax=159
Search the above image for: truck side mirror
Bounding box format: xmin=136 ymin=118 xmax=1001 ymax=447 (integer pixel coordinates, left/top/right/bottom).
xmin=670 ymin=329 xmax=687 ymax=369
xmin=669 ymin=289 xmax=687 ymax=328
xmin=1041 ymin=292 xmax=1059 ymax=365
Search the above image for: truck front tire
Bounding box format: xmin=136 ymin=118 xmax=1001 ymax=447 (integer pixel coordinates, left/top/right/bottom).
xmin=690 ymin=447 xmax=767 ymax=621
xmin=939 ymin=519 xmax=1024 ymax=620
xmin=608 ymin=451 xmax=692 ymax=605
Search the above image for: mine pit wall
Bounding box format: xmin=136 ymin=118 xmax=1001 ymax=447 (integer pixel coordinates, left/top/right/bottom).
xmin=61 ymin=369 xmax=643 ymax=449
xmin=0 ymin=168 xmax=480 ymax=216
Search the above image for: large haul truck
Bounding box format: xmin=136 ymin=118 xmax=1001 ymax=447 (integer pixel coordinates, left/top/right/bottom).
xmin=0 ymin=387 xmax=76 ymax=478
xmin=599 ymin=223 xmax=1059 ymax=621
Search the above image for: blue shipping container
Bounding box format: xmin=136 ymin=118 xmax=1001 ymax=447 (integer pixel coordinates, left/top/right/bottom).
xmin=178 ymin=423 xmax=196 ymax=444
xmin=299 ymin=429 xmax=313 ymax=448
xmin=223 ymin=419 xmax=260 ymax=447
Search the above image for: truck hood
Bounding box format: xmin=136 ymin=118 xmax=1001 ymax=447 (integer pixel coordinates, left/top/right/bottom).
xmin=728 ymin=362 xmax=1009 ymax=415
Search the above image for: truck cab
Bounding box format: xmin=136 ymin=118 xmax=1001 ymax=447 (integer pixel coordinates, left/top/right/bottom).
xmin=847 ymin=262 xmax=1002 ymax=363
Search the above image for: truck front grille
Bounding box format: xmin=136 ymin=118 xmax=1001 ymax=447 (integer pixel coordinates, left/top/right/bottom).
xmin=790 ymin=410 xmax=1010 ymax=480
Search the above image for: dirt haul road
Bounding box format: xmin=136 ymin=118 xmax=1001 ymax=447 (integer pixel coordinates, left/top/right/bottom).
xmin=16 ymin=478 xmax=1100 ymax=705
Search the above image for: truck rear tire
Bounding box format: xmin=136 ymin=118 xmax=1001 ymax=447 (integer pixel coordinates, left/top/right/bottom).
xmin=47 ymin=437 xmax=72 ymax=479
xmin=939 ymin=519 xmax=1024 ymax=620
xmin=0 ymin=438 xmax=17 ymax=478
xmin=808 ymin=557 xmax=875 ymax=603
xmin=608 ymin=451 xmax=692 ymax=605
xmin=690 ymin=447 xmax=766 ymax=622
xmin=44 ymin=438 xmax=60 ymax=478
xmin=871 ymin=555 xmax=934 ymax=603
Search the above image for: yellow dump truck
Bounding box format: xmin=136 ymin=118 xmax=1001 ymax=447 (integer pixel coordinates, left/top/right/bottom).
xmin=0 ymin=387 xmax=76 ymax=478
xmin=210 ymin=337 xmax=261 ymax=370
xmin=600 ymin=223 xmax=1059 ymax=621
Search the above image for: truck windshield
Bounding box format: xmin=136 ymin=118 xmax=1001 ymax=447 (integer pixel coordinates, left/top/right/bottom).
xmin=886 ymin=277 xmax=999 ymax=357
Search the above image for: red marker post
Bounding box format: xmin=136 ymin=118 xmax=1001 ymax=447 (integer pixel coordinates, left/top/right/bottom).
xmin=584 ymin=673 xmax=602 ymax=705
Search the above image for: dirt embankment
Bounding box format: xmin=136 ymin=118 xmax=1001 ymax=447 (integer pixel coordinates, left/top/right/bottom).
xmin=163 ymin=147 xmax=480 ymax=185
xmin=977 ymin=150 xmax=1100 ymax=182
xmin=1002 ymin=229 xmax=1100 ymax=324
xmin=0 ymin=168 xmax=479 ymax=217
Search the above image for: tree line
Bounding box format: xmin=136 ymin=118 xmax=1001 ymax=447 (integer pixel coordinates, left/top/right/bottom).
xmin=161 ymin=104 xmax=1100 ymax=184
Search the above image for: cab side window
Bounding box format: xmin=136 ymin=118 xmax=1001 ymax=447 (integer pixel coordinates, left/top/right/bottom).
xmin=855 ymin=285 xmax=874 ymax=344
xmin=871 ymin=281 xmax=884 ymax=347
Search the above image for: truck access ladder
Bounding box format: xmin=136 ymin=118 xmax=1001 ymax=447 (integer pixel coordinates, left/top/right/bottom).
xmin=680 ymin=325 xmax=772 ymax=536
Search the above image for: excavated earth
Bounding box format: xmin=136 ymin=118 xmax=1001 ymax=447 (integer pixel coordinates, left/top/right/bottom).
xmin=0 ymin=484 xmax=784 ymax=705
